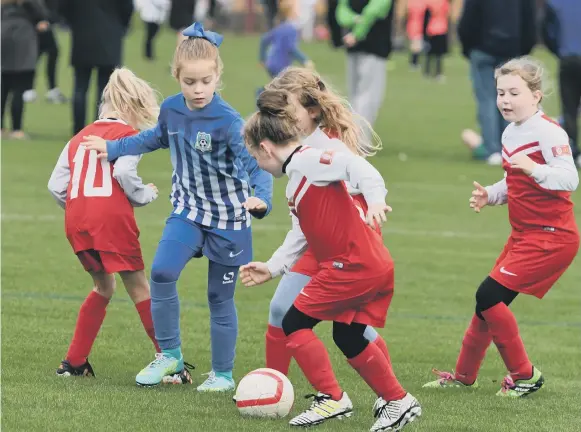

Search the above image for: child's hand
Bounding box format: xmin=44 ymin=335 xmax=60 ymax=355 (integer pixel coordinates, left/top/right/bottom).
xmin=240 ymin=262 xmax=272 ymax=287
xmin=147 ymin=183 xmax=158 ymax=198
xmin=469 ymin=181 xmax=489 ymax=213
xmin=36 ymin=21 xmax=49 ymax=32
xmin=243 ymin=197 xmax=267 ymax=213
xmin=343 ymin=33 xmax=357 ymax=47
xmin=81 ymin=135 xmax=108 ymax=159
xmin=510 ymin=153 xmax=537 ymax=176
xmin=366 ymin=202 xmax=392 ymax=227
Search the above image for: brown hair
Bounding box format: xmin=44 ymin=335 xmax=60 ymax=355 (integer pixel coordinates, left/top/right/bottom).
xmin=495 ymin=56 xmax=548 ymax=102
xmin=244 ymin=89 xmax=302 ymax=150
xmin=99 ymin=68 xmax=160 ymax=130
xmin=172 ymin=37 xmax=224 ymax=86
xmin=266 ymin=67 xmax=382 ymax=157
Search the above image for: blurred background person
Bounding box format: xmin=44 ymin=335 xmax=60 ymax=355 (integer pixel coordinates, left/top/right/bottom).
xmin=542 ymin=0 xmax=581 ymax=167
xmin=457 ymin=0 xmax=537 ymax=165
xmin=336 ymin=0 xmax=395 ymax=127
xmin=135 ymin=0 xmax=171 ymax=61
xmin=23 ymin=0 xmax=67 ymax=104
xmin=59 ymin=0 xmax=133 ymax=134
xmin=169 ymin=0 xmax=196 ymax=45
xmin=406 ymin=0 xmax=427 ymax=70
xmin=423 ymin=0 xmax=449 ymax=81
xmin=1 ymin=0 xmax=50 ymax=140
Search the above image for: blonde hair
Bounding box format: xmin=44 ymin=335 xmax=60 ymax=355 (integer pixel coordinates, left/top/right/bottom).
xmin=277 ymin=0 xmax=297 ymax=21
xmin=99 ymin=68 xmax=160 ymax=130
xmin=495 ymin=57 xmax=549 ymax=101
xmin=244 ymin=89 xmax=302 ymax=150
xmin=172 ymin=37 xmax=223 ymax=86
xmin=266 ymin=67 xmax=382 ymax=157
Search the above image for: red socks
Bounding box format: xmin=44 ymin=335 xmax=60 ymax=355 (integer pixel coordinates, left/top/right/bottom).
xmin=135 ymin=298 xmax=161 ymax=353
xmin=455 ymin=314 xmax=492 ymax=385
xmin=286 ymin=329 xmax=343 ymax=401
xmin=265 ymin=324 xmax=291 ymax=375
xmin=348 ymin=342 xmax=406 ymax=401
xmin=481 ymin=302 xmax=533 ymax=381
xmin=66 ymin=291 xmax=109 ymax=367
xmin=373 ymin=334 xmax=391 ymax=364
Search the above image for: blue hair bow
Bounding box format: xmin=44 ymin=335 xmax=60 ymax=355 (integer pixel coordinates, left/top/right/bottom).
xmin=182 ymin=22 xmax=224 ymax=47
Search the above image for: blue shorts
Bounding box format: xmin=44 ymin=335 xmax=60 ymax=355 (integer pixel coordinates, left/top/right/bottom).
xmin=160 ymin=214 xmax=253 ymax=266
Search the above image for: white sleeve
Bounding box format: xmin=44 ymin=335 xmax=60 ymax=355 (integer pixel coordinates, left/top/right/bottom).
xmin=485 ymin=173 xmax=508 ymax=206
xmin=530 ymin=129 xmax=579 ymax=191
xmin=300 ymin=148 xmax=387 ymax=204
xmin=266 ymin=213 xmax=308 ymax=278
xmin=112 ymin=155 xmax=158 ymax=207
xmin=47 ymin=142 xmax=71 ymax=209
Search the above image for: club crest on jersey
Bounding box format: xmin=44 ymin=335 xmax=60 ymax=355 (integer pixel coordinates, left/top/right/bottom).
xmin=552 ymin=145 xmax=571 ymax=157
xmin=195 ymin=132 xmax=212 ymax=152
xmin=319 ymin=150 xmax=335 ymax=165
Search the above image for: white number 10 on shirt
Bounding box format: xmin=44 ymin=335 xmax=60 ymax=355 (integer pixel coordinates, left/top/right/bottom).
xmin=70 ymin=145 xmax=113 ymax=199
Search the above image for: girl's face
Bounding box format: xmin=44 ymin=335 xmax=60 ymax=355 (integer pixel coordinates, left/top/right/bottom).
xmin=496 ymin=74 xmax=541 ymax=124
xmin=288 ymin=92 xmax=320 ymax=136
xmin=178 ymin=59 xmax=219 ymax=109
xmin=247 ymin=140 xmax=285 ymax=178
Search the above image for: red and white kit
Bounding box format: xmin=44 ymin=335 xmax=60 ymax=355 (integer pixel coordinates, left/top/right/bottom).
xmin=48 ymin=119 xmax=158 ymax=273
xmin=280 ymin=145 xmax=393 ymax=327
xmin=266 ymin=127 xmax=382 ymax=278
xmin=486 ymin=111 xmax=579 ymax=298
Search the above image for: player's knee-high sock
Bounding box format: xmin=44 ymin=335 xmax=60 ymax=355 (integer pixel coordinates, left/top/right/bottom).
xmin=455 ymin=314 xmax=492 ymax=384
xmin=482 ymin=303 xmax=533 ymax=380
xmin=150 ymin=240 xmax=195 ymax=354
xmin=208 ymin=261 xmax=239 ymax=376
xmin=135 ymin=299 xmax=161 ymax=352
xmin=265 ymin=324 xmax=291 ymax=375
xmin=286 ymin=329 xmax=343 ymax=401
xmin=363 ymin=326 xmax=392 ymax=364
xmin=347 ymin=340 xmax=406 ymax=401
xmin=66 ymin=290 xmax=109 ymax=367
xmin=266 ymin=273 xmax=311 ymax=375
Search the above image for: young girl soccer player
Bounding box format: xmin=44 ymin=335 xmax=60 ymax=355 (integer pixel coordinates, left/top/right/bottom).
xmin=240 ymin=89 xmax=421 ymax=431
xmin=47 ymin=68 xmax=161 ymax=377
xmin=424 ymin=57 xmax=579 ymax=397
xmin=81 ymin=22 xmax=274 ymax=391
xmin=259 ymin=67 xmax=393 ymax=377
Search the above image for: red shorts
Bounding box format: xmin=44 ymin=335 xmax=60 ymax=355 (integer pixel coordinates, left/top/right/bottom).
xmin=490 ymin=234 xmax=579 ymax=299
xmin=76 ymin=249 xmax=144 ymax=274
xmin=294 ymin=264 xmax=394 ymax=328
xmin=291 ymin=194 xmax=381 ymax=277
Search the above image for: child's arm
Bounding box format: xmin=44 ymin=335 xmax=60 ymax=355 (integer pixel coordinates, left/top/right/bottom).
xmin=112 ymin=155 xmax=158 ymax=207
xmin=259 ymin=30 xmax=275 ymax=65
xmin=106 ymin=122 xmax=169 ymax=161
xmin=228 ymin=118 xmax=274 ymax=218
xmin=485 ymin=175 xmax=508 ymax=206
xmin=529 ymin=129 xmax=578 ymax=191
xmin=266 ymin=214 xmax=308 ymax=278
xmin=349 ymin=0 xmax=393 ymax=42
xmin=336 ymin=0 xmax=360 ymax=28
xmin=47 ymin=142 xmax=71 ymax=209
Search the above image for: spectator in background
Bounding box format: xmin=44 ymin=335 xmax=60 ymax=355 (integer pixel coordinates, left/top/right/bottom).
xmin=59 ymin=0 xmax=133 ymax=134
xmin=424 ymin=0 xmax=449 ymax=81
xmin=458 ymin=0 xmax=537 ymax=165
xmin=135 ymin=0 xmax=171 ymax=61
xmin=336 ymin=0 xmax=395 ymax=127
xmin=406 ymin=0 xmax=427 ymax=70
xmin=169 ymin=0 xmax=195 ymax=45
xmin=327 ymin=0 xmax=343 ymax=48
xmin=1 ymin=0 xmax=50 ymax=140
xmin=23 ymin=0 xmax=67 ymax=104
xmin=543 ymin=0 xmax=581 ymax=167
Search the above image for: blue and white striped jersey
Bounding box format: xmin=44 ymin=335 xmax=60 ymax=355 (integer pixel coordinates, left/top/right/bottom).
xmin=105 ymin=93 xmax=273 ymax=230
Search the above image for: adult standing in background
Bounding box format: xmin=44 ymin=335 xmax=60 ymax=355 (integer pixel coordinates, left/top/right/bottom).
xmin=135 ymin=0 xmax=171 ymax=61
xmin=1 ymin=0 xmax=50 ymax=140
xmin=457 ymin=0 xmax=537 ymax=165
xmin=543 ymin=0 xmax=581 ymax=167
xmin=336 ymin=0 xmax=395 ymax=127
xmin=59 ymin=0 xmax=133 ymax=134
xmin=169 ymin=0 xmax=195 ymax=45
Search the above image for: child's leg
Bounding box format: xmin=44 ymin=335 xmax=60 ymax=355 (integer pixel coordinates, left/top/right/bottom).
xmin=65 ymin=266 xmax=115 ymax=367
xmin=435 ymin=54 xmax=444 ymax=78
xmin=336 ymin=322 xmax=406 ymax=401
xmin=206 ymin=260 xmax=239 ymax=377
xmin=120 ymin=270 xmax=160 ymax=352
xmin=266 ymin=272 xmax=312 ymax=374
xmin=282 ymin=305 xmax=342 ymax=400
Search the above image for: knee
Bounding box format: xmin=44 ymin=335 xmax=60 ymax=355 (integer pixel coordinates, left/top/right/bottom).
xmin=150 ymin=263 xmax=180 ymax=284
xmin=281 ymin=306 xmax=317 ymax=337
xmin=332 ymin=323 xmax=368 ymax=359
xmin=269 ymin=297 xmax=290 ymax=328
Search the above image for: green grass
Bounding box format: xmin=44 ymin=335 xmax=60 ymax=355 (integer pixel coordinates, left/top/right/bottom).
xmin=2 ymin=24 xmax=580 ymax=432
